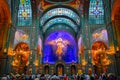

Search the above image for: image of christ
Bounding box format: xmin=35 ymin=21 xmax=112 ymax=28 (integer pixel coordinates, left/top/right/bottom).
xmin=48 ymin=38 xmax=69 ymax=59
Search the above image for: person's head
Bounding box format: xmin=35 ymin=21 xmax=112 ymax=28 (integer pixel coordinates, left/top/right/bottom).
xmin=3 ymin=74 xmax=6 ymax=76
xmin=53 ymin=73 xmax=56 ymax=75
xmin=41 ymin=74 xmax=44 ymax=76
xmin=64 ymin=74 xmax=66 ymax=76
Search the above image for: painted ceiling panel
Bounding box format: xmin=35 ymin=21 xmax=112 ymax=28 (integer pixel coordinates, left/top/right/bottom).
xmin=38 ymin=0 xmax=81 ymax=10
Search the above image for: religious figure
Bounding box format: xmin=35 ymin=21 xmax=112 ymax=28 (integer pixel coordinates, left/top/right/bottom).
xmin=48 ymin=38 xmax=69 ymax=59
xmin=58 ymin=66 xmax=62 ymax=76
xmin=12 ymin=42 xmax=30 ymax=73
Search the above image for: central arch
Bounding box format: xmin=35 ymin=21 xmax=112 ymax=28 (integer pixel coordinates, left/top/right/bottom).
xmin=43 ymin=31 xmax=77 ymax=64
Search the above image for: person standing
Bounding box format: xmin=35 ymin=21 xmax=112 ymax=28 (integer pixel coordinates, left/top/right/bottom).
xmin=1 ymin=74 xmax=8 ymax=80
xmin=64 ymin=74 xmax=68 ymax=80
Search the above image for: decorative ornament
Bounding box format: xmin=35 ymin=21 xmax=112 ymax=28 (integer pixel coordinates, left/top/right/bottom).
xmin=91 ymin=1 xmax=102 ymax=18
xmin=20 ymin=10 xmax=30 ymax=19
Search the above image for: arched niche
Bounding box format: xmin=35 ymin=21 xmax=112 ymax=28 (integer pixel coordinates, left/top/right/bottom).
xmin=0 ymin=0 xmax=11 ymax=24
xmin=112 ymin=0 xmax=120 ymax=21
xmin=0 ymin=0 xmax=11 ymax=52
xmin=43 ymin=31 xmax=77 ymax=64
xmin=70 ymin=65 xmax=76 ymax=75
xmin=12 ymin=42 xmax=30 ymax=73
xmin=44 ymin=65 xmax=50 ymax=74
xmin=112 ymin=0 xmax=120 ymax=50
xmin=92 ymin=41 xmax=110 ymax=74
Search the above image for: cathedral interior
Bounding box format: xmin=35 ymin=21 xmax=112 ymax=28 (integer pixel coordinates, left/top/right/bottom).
xmin=0 ymin=0 xmax=120 ymax=78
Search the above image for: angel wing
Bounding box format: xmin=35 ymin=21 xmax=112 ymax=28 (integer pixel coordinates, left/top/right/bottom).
xmin=47 ymin=40 xmax=56 ymax=45
xmin=63 ymin=40 xmax=70 ymax=45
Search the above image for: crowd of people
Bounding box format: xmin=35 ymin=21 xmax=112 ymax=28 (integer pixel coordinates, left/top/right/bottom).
xmin=0 ymin=72 xmax=117 ymax=80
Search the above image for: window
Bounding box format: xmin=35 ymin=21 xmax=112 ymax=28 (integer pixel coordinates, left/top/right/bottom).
xmin=17 ymin=0 xmax=32 ymax=26
xmin=89 ymin=0 xmax=104 ymax=24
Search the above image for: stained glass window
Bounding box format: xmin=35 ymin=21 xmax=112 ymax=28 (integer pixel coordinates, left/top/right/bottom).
xmin=89 ymin=0 xmax=104 ymax=24
xmin=41 ymin=8 xmax=80 ymax=26
xmin=43 ymin=18 xmax=78 ymax=33
xmin=17 ymin=0 xmax=32 ymax=26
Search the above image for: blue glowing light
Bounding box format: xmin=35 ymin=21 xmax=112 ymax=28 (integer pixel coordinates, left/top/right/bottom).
xmin=43 ymin=31 xmax=77 ymax=64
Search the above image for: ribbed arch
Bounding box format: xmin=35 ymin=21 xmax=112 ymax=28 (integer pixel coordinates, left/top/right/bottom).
xmin=43 ymin=18 xmax=78 ymax=33
xmin=42 ymin=16 xmax=78 ymax=28
xmin=44 ymin=24 xmax=76 ymax=38
xmin=40 ymin=8 xmax=80 ymax=26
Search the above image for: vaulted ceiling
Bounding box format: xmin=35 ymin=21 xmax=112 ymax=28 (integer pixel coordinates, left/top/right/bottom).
xmin=35 ymin=0 xmax=89 ymax=37
xmin=40 ymin=6 xmax=81 ymax=37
